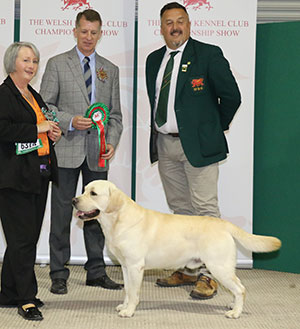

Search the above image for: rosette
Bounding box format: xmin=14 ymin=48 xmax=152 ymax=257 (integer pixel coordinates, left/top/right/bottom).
xmin=41 ymin=107 xmax=59 ymax=122
xmin=85 ymin=103 xmax=110 ymax=168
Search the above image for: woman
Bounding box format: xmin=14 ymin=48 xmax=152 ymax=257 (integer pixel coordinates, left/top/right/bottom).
xmin=0 ymin=42 xmax=61 ymax=321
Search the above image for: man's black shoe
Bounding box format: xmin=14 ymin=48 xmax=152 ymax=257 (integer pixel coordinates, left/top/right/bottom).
xmin=34 ymin=298 xmax=44 ymax=308
xmin=86 ymin=275 xmax=123 ymax=290
xmin=18 ymin=305 xmax=43 ymax=321
xmin=50 ymin=278 xmax=67 ymax=294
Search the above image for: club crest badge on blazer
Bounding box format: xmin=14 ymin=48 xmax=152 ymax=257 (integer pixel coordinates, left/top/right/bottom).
xmin=191 ymin=77 xmax=205 ymax=92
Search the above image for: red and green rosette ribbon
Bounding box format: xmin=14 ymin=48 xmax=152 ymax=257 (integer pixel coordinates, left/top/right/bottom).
xmin=85 ymin=103 xmax=110 ymax=168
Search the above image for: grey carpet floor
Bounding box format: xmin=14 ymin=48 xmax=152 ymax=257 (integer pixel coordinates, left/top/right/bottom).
xmin=0 ymin=265 xmax=299 ymax=329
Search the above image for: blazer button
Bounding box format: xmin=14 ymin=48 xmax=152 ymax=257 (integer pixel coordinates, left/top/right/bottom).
xmin=87 ymin=131 xmax=90 ymax=134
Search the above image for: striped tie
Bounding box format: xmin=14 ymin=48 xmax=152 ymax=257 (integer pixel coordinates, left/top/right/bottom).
xmin=83 ymin=56 xmax=92 ymax=103
xmin=155 ymin=51 xmax=179 ymax=127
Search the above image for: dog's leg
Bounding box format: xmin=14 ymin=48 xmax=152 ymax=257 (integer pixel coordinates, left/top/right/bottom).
xmin=116 ymin=265 xmax=129 ymax=312
xmin=223 ymin=275 xmax=245 ymax=319
xmin=118 ymin=263 xmax=145 ymax=318
xmin=207 ymin=263 xmax=245 ymax=319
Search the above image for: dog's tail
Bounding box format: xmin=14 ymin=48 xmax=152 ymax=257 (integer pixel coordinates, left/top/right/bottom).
xmin=225 ymin=222 xmax=281 ymax=253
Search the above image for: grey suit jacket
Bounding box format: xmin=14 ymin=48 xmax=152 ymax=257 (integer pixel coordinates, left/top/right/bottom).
xmin=40 ymin=47 xmax=123 ymax=171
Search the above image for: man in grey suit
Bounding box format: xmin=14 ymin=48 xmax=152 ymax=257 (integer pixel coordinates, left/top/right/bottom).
xmin=40 ymin=9 xmax=123 ymax=294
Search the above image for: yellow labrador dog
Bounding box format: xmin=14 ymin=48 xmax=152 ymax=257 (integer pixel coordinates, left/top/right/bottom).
xmin=73 ymin=180 xmax=281 ymax=319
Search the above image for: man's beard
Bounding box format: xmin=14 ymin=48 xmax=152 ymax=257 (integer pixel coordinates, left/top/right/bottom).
xmin=171 ymin=39 xmax=184 ymax=48
xmin=170 ymin=30 xmax=184 ymax=48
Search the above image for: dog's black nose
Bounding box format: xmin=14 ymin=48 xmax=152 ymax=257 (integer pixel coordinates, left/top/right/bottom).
xmin=72 ymin=197 xmax=78 ymax=206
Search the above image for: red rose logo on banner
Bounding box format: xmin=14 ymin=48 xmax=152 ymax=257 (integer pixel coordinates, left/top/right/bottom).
xmin=182 ymin=0 xmax=213 ymax=11
xmin=61 ymin=0 xmax=92 ymax=11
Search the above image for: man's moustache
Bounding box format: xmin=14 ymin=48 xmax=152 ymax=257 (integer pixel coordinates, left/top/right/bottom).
xmin=170 ymin=30 xmax=182 ymax=36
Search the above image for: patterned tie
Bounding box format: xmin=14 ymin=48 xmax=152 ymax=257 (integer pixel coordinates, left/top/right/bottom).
xmin=155 ymin=51 xmax=179 ymax=127
xmin=83 ymin=56 xmax=92 ymax=103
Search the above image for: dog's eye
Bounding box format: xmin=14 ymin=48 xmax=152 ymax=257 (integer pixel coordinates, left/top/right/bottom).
xmin=90 ymin=191 xmax=97 ymax=196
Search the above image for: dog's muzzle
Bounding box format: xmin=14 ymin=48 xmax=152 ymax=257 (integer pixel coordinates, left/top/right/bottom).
xmin=72 ymin=197 xmax=100 ymax=219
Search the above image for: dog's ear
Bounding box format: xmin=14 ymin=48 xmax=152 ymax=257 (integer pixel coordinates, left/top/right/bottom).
xmin=105 ymin=187 xmax=123 ymax=213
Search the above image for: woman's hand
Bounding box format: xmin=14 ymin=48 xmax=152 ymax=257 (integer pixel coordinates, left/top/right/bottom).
xmin=37 ymin=120 xmax=57 ymax=133
xmin=47 ymin=123 xmax=62 ymax=142
xmin=37 ymin=121 xmax=62 ymax=142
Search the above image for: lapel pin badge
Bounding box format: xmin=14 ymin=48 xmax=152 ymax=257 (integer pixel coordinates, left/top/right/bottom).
xmin=96 ymin=67 xmax=108 ymax=82
xmin=181 ymin=62 xmax=191 ymax=72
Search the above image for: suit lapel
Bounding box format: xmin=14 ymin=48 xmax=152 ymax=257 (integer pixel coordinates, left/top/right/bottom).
xmin=95 ymin=54 xmax=106 ymax=98
xmin=4 ymin=76 xmax=36 ymax=122
xmin=67 ymin=47 xmax=90 ymax=104
xmin=176 ymin=38 xmax=196 ymax=99
xmin=20 ymin=96 xmax=37 ymax=121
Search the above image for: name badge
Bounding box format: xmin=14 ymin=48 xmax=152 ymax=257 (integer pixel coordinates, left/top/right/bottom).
xmin=16 ymin=139 xmax=43 ymax=155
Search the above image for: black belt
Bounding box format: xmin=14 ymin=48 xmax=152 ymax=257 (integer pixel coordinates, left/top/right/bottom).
xmin=168 ymin=133 xmax=179 ymax=137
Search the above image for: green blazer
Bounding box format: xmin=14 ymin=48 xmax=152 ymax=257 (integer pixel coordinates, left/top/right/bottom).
xmin=146 ymin=37 xmax=241 ymax=167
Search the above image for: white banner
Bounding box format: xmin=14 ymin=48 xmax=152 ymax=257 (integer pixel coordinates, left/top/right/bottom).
xmin=0 ymin=0 xmax=15 ymax=260
xmin=0 ymin=1 xmax=14 ymax=84
xmin=17 ymin=0 xmax=135 ymax=264
xmin=137 ymin=0 xmax=257 ymax=267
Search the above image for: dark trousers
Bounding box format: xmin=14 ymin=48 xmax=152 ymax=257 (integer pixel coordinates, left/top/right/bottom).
xmin=49 ymin=159 xmax=107 ymax=281
xmin=0 ymin=177 xmax=49 ymax=306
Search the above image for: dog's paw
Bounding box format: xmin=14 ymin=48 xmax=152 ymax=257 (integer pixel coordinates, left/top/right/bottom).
xmin=225 ymin=309 xmax=241 ymax=319
xmin=116 ymin=303 xmax=126 ymax=312
xmin=118 ymin=308 xmax=135 ymax=318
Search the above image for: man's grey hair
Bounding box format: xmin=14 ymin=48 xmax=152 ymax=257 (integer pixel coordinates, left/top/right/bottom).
xmin=3 ymin=41 xmax=40 ymax=74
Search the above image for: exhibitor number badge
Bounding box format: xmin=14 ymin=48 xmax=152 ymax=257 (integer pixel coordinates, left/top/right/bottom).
xmin=16 ymin=139 xmax=43 ymax=155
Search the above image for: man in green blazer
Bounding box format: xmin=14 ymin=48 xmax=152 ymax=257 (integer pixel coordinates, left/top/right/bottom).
xmin=145 ymin=2 xmax=241 ymax=299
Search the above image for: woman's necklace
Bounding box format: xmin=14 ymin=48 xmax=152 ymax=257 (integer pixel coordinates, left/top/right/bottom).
xmin=18 ymin=87 xmax=34 ymax=104
xmin=10 ymin=75 xmax=34 ymax=104
xmin=22 ymin=91 xmax=34 ymax=104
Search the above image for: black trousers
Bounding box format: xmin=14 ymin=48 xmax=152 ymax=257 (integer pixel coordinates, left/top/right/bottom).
xmin=0 ymin=177 xmax=49 ymax=306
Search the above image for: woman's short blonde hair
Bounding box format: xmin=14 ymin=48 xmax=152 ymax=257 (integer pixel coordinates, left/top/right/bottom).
xmin=4 ymin=41 xmax=40 ymax=74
